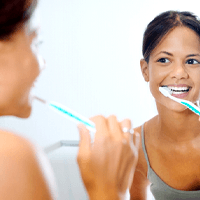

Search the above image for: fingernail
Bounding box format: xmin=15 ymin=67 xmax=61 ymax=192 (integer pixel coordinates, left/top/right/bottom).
xmin=77 ymin=123 xmax=84 ymax=130
xmin=77 ymin=123 xmax=87 ymax=131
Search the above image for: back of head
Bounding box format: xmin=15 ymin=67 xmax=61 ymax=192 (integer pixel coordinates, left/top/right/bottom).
xmin=143 ymin=10 xmax=200 ymax=63
xmin=0 ymin=0 xmax=37 ymax=40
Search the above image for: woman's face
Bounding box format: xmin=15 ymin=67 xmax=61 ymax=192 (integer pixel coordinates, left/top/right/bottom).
xmin=141 ymin=26 xmax=200 ymax=112
xmin=0 ymin=24 xmax=43 ymax=118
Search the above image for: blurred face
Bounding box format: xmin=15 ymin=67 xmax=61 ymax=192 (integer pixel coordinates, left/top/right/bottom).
xmin=141 ymin=26 xmax=200 ymax=112
xmin=0 ymin=24 xmax=43 ymax=118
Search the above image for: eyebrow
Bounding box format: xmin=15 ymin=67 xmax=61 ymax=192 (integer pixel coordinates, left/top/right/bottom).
xmin=186 ymin=54 xmax=200 ymax=58
xmin=156 ymin=51 xmax=200 ymax=58
xmin=156 ymin=51 xmax=173 ymax=56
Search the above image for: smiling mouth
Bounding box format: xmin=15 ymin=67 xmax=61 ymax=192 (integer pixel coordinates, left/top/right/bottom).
xmin=161 ymin=85 xmax=191 ymax=96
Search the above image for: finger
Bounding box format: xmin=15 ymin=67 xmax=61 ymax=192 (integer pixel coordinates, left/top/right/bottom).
xmin=120 ymin=119 xmax=132 ymax=130
xmin=133 ymin=131 xmax=140 ymax=150
xmin=107 ymin=115 xmax=121 ymax=140
xmin=120 ymin=119 xmax=132 ymax=141
xmin=77 ymin=123 xmax=91 ymax=162
xmin=128 ymin=167 xmax=135 ymax=190
xmin=89 ymin=115 xmax=109 ymax=139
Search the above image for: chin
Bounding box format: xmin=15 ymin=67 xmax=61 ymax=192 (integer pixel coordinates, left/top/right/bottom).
xmin=17 ymin=93 xmax=34 ymax=118
xmin=167 ymin=103 xmax=187 ymax=113
xmin=18 ymin=105 xmax=32 ymax=118
xmin=156 ymin=98 xmax=188 ymax=113
xmin=0 ymin=93 xmax=34 ymax=118
xmin=11 ymin=101 xmax=33 ymax=118
xmin=18 ymin=111 xmax=32 ymax=118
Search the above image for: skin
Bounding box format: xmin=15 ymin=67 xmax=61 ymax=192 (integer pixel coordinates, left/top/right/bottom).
xmin=0 ymin=25 xmax=40 ymax=118
xmin=0 ymin=22 xmax=53 ymax=199
xmin=0 ymin=3 xmax=140 ymax=200
xmin=77 ymin=116 xmax=140 ymax=200
xmin=130 ymin=26 xmax=200 ymax=199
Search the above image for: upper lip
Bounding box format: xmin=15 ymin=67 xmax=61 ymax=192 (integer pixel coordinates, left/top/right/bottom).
xmin=161 ymin=84 xmax=191 ymax=88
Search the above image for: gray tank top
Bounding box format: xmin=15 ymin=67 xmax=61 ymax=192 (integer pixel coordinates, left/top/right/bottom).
xmin=141 ymin=124 xmax=200 ymax=200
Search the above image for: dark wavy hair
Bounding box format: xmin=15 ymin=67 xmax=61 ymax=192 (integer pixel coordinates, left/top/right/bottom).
xmin=0 ymin=0 xmax=37 ymax=40
xmin=142 ymin=10 xmax=200 ymax=63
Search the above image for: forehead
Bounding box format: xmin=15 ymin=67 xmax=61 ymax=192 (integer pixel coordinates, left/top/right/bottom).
xmin=151 ymin=26 xmax=200 ymax=56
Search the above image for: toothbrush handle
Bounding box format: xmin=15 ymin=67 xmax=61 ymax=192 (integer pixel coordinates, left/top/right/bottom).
xmin=167 ymin=94 xmax=200 ymax=116
xmin=181 ymin=101 xmax=200 ymax=116
xmin=48 ymin=101 xmax=96 ymax=132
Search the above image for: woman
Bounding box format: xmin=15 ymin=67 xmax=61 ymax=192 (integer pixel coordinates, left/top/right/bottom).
xmin=0 ymin=0 xmax=140 ymax=199
xmin=130 ymin=11 xmax=200 ymax=200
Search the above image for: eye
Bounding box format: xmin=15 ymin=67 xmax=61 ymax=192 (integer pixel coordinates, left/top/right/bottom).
xmin=186 ymin=59 xmax=200 ymax=65
xmin=157 ymin=58 xmax=170 ymax=63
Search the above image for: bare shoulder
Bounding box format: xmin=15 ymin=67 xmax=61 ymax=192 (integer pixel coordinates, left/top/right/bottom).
xmin=0 ymin=129 xmax=52 ymax=200
xmin=133 ymin=116 xmax=158 ymax=177
xmin=133 ymin=125 xmax=148 ymax=177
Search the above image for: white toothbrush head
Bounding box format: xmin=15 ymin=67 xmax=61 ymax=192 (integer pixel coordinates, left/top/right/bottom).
xmin=159 ymin=86 xmax=172 ymax=97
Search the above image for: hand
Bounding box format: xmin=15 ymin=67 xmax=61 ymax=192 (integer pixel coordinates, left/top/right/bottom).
xmin=77 ymin=115 xmax=140 ymax=200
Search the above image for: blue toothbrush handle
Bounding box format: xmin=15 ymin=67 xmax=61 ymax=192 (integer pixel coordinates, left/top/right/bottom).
xmin=181 ymin=101 xmax=200 ymax=116
xmin=49 ymin=101 xmax=96 ymax=132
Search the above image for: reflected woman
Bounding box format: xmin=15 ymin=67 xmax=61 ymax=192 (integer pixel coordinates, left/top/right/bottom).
xmin=130 ymin=11 xmax=200 ymax=200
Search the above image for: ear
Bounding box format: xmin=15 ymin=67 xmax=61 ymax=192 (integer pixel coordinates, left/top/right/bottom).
xmin=140 ymin=59 xmax=149 ymax=82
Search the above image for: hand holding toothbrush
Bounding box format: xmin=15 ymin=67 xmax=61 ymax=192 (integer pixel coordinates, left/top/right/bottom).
xmin=34 ymin=96 xmax=140 ymax=199
xmin=77 ymin=115 xmax=140 ymax=200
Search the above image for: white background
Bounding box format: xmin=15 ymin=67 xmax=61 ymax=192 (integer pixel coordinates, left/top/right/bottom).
xmin=0 ymin=0 xmax=200 ymax=199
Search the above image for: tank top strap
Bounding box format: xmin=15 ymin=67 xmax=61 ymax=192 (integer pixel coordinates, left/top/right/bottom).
xmin=141 ymin=124 xmax=151 ymax=168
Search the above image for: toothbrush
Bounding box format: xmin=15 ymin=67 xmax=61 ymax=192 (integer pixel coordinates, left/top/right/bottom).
xmin=34 ymin=96 xmax=96 ymax=133
xmin=159 ymin=87 xmax=200 ymax=116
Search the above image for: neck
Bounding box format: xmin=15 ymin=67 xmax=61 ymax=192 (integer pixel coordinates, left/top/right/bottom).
xmin=156 ymin=103 xmax=200 ymax=144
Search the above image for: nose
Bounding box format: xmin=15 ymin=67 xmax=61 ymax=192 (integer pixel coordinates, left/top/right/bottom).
xmin=170 ymin=62 xmax=189 ymax=80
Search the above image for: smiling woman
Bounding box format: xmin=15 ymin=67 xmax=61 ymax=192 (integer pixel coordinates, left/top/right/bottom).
xmin=130 ymin=11 xmax=200 ymax=200
xmin=146 ymin=26 xmax=200 ymax=110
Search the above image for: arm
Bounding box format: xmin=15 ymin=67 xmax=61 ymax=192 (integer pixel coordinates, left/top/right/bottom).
xmin=129 ymin=169 xmax=150 ymax=200
xmin=77 ymin=115 xmax=140 ymax=200
xmin=0 ymin=132 xmax=53 ymax=200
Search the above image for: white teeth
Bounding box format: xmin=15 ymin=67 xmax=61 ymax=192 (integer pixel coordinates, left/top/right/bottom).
xmin=172 ymin=91 xmax=184 ymax=94
xmin=167 ymin=86 xmax=189 ymax=91
xmin=164 ymin=86 xmax=190 ymax=95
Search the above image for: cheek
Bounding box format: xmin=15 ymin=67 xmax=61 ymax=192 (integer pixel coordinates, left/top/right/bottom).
xmin=0 ymin=52 xmax=39 ymax=103
xmin=191 ymin=72 xmax=200 ymax=101
xmin=21 ymin=48 xmax=40 ymax=85
xmin=148 ymin=65 xmax=164 ymax=96
xmin=0 ymin=72 xmax=22 ymax=109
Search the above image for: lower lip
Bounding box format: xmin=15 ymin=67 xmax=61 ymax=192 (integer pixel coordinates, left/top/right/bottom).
xmin=171 ymin=90 xmax=190 ymax=98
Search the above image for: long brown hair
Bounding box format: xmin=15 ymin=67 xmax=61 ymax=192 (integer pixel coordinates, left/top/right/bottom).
xmin=0 ymin=0 xmax=37 ymax=40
